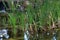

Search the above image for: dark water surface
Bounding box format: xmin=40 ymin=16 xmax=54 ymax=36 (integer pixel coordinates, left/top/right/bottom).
xmin=27 ymin=30 xmax=60 ymax=40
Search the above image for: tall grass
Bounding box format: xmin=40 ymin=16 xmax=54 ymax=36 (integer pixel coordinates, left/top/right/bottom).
xmin=2 ymin=0 xmax=59 ymax=38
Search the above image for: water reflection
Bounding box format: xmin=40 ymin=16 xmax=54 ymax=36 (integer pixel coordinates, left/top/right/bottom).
xmin=24 ymin=30 xmax=29 ymax=40
xmin=24 ymin=30 xmax=59 ymax=40
xmin=52 ymin=32 xmax=57 ymax=40
xmin=52 ymin=36 xmax=56 ymax=40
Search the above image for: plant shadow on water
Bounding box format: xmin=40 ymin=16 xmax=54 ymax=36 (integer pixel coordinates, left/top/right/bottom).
xmin=24 ymin=27 xmax=60 ymax=40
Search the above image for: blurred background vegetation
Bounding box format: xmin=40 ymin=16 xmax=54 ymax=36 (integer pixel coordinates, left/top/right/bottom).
xmin=0 ymin=0 xmax=60 ymax=40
